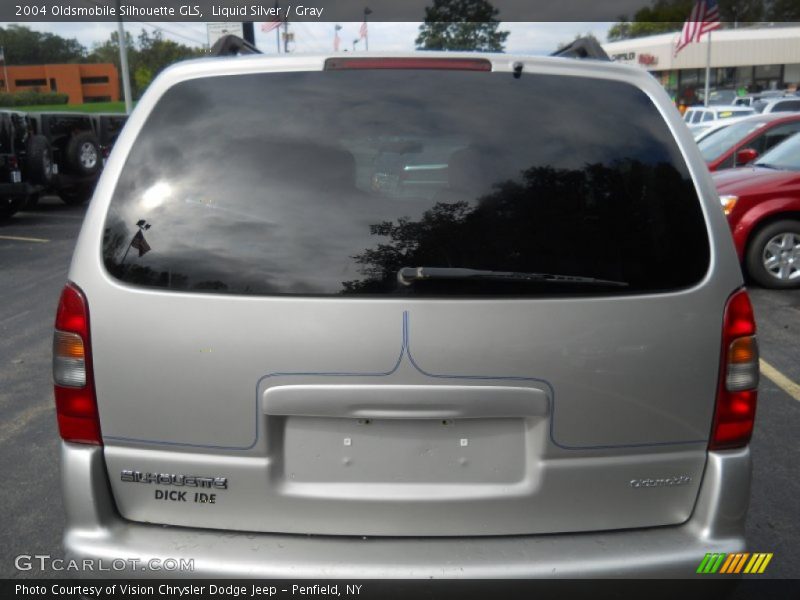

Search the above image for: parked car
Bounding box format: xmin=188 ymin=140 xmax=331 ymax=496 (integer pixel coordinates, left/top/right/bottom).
xmin=734 ymin=90 xmax=789 ymax=108
xmin=0 ymin=109 xmax=53 ymax=219
xmin=700 ymin=88 xmax=737 ymax=106
xmin=55 ymin=52 xmax=758 ymax=577
xmin=26 ymin=111 xmax=104 ymax=205
xmin=697 ymin=112 xmax=800 ymax=171
xmin=714 ymin=132 xmax=800 ymax=288
xmin=683 ymin=105 xmax=755 ymax=133
xmin=691 ymin=114 xmax=750 ymax=140
xmin=753 ymin=96 xmax=800 ymax=114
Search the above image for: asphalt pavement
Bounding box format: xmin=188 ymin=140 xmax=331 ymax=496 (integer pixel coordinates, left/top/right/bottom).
xmin=0 ymin=198 xmax=798 ymax=579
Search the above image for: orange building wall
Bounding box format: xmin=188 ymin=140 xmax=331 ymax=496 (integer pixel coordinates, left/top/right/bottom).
xmin=0 ymin=63 xmax=119 ymax=104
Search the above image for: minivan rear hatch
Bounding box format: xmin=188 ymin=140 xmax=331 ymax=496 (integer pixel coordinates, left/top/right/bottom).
xmin=85 ymin=57 xmax=720 ymax=536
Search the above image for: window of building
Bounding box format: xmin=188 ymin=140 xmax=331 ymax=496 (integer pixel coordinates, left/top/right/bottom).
xmin=81 ymin=76 xmax=109 ymax=85
xmin=754 ymin=64 xmax=783 ymax=90
xmin=716 ymin=67 xmax=736 ymax=89
xmin=735 ymin=66 xmax=754 ymax=90
xmin=84 ymin=96 xmax=112 ymax=103
xmin=15 ymin=78 xmax=47 ymax=87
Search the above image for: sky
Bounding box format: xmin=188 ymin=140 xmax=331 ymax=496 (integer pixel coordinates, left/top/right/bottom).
xmin=0 ymin=21 xmax=613 ymax=55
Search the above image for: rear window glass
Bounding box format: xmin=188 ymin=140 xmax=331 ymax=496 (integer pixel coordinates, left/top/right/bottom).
xmin=103 ymin=69 xmax=709 ymax=296
xmin=698 ymin=120 xmax=766 ymax=162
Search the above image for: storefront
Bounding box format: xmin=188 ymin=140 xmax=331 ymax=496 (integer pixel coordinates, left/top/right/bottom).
xmin=602 ymin=26 xmax=800 ymax=105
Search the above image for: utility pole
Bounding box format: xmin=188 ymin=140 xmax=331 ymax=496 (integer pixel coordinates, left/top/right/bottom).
xmin=0 ymin=47 xmax=9 ymax=93
xmin=116 ymin=0 xmax=133 ymax=114
xmin=703 ymin=31 xmax=712 ymax=107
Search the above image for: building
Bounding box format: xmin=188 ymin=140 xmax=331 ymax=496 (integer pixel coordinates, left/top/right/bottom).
xmin=602 ymin=26 xmax=800 ymax=105
xmin=0 ymin=63 xmax=119 ymax=104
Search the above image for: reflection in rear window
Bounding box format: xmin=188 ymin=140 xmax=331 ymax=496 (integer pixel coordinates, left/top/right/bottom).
xmin=103 ymin=69 xmax=709 ymax=296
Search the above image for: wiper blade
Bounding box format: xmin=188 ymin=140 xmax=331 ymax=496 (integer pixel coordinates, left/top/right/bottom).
xmin=754 ymin=163 xmax=778 ymax=169
xmin=397 ymin=267 xmax=628 ymax=287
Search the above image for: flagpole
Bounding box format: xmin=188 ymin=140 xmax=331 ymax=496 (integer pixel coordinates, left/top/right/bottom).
xmin=1 ymin=48 xmax=9 ymax=93
xmin=363 ymin=7 xmax=372 ymax=51
xmin=704 ymin=30 xmax=712 ymax=107
xmin=276 ymin=1 xmax=281 ymax=53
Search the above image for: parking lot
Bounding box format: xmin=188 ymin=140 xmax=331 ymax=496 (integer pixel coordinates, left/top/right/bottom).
xmin=0 ymin=198 xmax=798 ymax=579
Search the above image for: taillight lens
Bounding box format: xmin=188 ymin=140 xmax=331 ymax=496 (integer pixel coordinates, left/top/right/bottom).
xmin=53 ymin=283 xmax=102 ymax=445
xmin=719 ymin=195 xmax=738 ymax=215
xmin=710 ymin=289 xmax=758 ymax=450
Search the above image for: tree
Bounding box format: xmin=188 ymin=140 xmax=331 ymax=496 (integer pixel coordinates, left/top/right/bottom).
xmin=0 ymin=25 xmax=85 ymax=64
xmin=607 ymin=0 xmax=767 ymax=42
xmin=87 ymin=29 xmax=204 ymax=99
xmin=133 ymin=29 xmax=204 ymax=93
xmin=768 ymin=0 xmax=800 ymax=20
xmin=416 ymin=0 xmax=509 ymax=52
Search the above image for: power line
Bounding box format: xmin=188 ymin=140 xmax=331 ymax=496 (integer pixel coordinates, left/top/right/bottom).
xmin=83 ymin=0 xmax=206 ymax=47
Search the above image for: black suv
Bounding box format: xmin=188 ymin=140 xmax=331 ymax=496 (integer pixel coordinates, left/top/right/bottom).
xmin=26 ymin=111 xmax=105 ymax=205
xmin=0 ymin=110 xmax=53 ymax=219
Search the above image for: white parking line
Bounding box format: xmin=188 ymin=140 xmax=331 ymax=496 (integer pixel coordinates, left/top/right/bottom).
xmin=760 ymin=359 xmax=800 ymax=403
xmin=0 ymin=234 xmax=50 ymax=243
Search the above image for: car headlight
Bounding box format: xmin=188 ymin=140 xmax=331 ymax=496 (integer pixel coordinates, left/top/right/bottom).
xmin=720 ymin=195 xmax=738 ymax=215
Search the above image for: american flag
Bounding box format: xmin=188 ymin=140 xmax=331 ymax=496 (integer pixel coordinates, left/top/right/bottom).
xmin=130 ymin=230 xmax=151 ymax=257
xmin=360 ymin=21 xmax=368 ymax=39
xmin=261 ymin=18 xmax=282 ymax=34
xmin=674 ymin=0 xmax=721 ymax=56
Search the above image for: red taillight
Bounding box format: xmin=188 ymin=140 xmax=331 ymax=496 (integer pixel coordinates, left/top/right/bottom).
xmin=324 ymin=57 xmax=492 ymax=71
xmin=53 ymin=283 xmax=101 ymax=445
xmin=710 ymin=289 xmax=758 ymax=450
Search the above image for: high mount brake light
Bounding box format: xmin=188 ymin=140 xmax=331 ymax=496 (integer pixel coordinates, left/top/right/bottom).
xmin=710 ymin=289 xmax=758 ymax=450
xmin=53 ymin=282 xmax=102 ymax=445
xmin=324 ymin=57 xmax=492 ymax=71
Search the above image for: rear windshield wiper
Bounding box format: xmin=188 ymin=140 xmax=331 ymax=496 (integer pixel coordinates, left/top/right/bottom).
xmin=397 ymin=267 xmax=629 ymax=287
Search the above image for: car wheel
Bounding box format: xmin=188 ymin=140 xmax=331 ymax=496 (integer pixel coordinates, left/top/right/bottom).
xmin=66 ymin=131 xmax=101 ymax=176
xmin=745 ymin=220 xmax=800 ymax=288
xmin=25 ymin=135 xmax=54 ymax=185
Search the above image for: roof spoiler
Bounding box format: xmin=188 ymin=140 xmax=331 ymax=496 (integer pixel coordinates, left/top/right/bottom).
xmin=550 ymin=37 xmax=610 ymax=61
xmin=210 ymin=34 xmax=262 ymax=57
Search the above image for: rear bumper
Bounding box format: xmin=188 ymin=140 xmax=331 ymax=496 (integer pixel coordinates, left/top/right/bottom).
xmin=0 ymin=182 xmax=38 ymax=199
xmin=61 ymin=443 xmax=750 ymax=578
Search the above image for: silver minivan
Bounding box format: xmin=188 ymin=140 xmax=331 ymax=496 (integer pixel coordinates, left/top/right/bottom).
xmin=54 ymin=53 xmax=759 ymax=577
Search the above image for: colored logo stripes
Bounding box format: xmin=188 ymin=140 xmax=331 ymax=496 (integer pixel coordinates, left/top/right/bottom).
xmin=697 ymin=552 xmax=773 ymax=574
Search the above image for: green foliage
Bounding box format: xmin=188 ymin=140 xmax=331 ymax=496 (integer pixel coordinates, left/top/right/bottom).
xmin=87 ymin=29 xmax=204 ymax=99
xmin=0 ymin=90 xmax=69 ymax=107
xmin=607 ymin=0 xmax=768 ymax=42
xmin=0 ymin=25 xmax=85 ymax=64
xmin=12 ymin=101 xmax=126 ymax=113
xmin=768 ymin=0 xmax=800 ymax=19
xmin=416 ymin=0 xmax=509 ymax=52
xmin=134 ymin=65 xmax=155 ymax=93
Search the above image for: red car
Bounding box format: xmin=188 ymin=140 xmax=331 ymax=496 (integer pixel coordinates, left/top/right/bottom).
xmin=699 ymin=112 xmax=800 ymax=171
xmin=713 ymin=132 xmax=800 ymax=288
